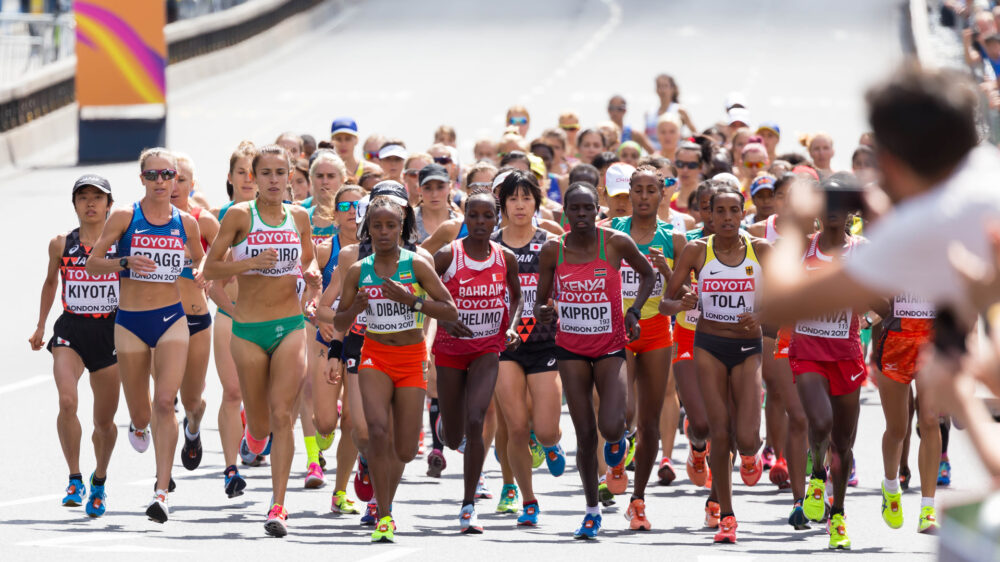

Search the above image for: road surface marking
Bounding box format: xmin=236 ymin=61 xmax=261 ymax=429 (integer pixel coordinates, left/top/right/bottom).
xmin=0 ymin=374 xmax=50 ymax=396
xmin=356 ymin=548 xmax=420 ymax=562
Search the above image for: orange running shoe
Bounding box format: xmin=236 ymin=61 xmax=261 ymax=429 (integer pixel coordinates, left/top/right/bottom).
xmin=704 ymin=500 xmax=721 ymax=528
xmin=740 ymin=453 xmax=763 ymax=486
xmin=714 ymin=515 xmax=738 ymax=543
xmin=606 ymin=458 xmax=629 ymax=495
xmin=686 ymin=443 xmax=710 ymax=487
xmin=769 ymin=456 xmax=790 ymax=489
xmin=657 ymin=458 xmax=676 ymax=486
xmin=625 ymin=497 xmax=651 ymax=531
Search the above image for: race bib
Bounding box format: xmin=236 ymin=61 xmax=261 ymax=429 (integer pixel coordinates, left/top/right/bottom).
xmin=557 ymin=301 xmax=612 ymax=335
xmin=795 ymin=309 xmax=852 ymax=339
xmin=518 ymin=273 xmax=538 ymax=318
xmin=894 ymin=294 xmax=935 ymax=319
xmin=700 ymin=278 xmax=755 ymax=323
xmin=364 ymin=286 xmax=416 ymax=333
xmin=130 ymin=234 xmax=184 ymax=282
xmin=620 ymin=260 xmax=663 ymax=301
xmin=64 ymin=267 xmax=119 ymax=314
xmin=247 ymin=230 xmax=300 ymax=276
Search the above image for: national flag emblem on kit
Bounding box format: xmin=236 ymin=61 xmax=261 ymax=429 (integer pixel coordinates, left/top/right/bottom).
xmin=745 ymin=265 xmax=754 ymax=276
xmin=399 ymin=271 xmax=412 ymax=281
xmin=56 ymin=337 xmax=70 ymax=346
xmin=650 ymin=246 xmax=662 ymax=253
xmin=171 ymin=229 xmax=180 ymax=236
xmin=493 ymin=273 xmax=502 ymax=282
xmin=594 ymin=268 xmax=607 ymax=277
xmin=530 ymin=243 xmax=542 ymax=251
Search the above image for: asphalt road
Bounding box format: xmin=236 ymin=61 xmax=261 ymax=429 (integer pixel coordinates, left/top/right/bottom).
xmin=1 ymin=0 xmax=979 ymax=560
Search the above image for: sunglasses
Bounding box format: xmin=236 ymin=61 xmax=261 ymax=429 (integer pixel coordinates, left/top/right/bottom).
xmin=664 ymin=177 xmax=678 ymax=188
xmin=403 ymin=168 xmax=420 ymax=177
xmin=608 ymin=104 xmax=627 ymax=112
xmin=336 ymin=200 xmax=360 ymax=212
xmin=508 ymin=116 xmax=528 ymax=126
xmin=141 ymin=169 xmax=177 ymax=181
xmin=559 ymin=124 xmax=580 ymax=131
xmin=675 ymin=161 xmax=700 ymax=170
xmin=433 ymin=156 xmax=452 ymax=165
xmin=468 ymin=182 xmax=492 ymax=190
xmin=743 ymin=161 xmax=766 ymax=169
xmin=364 ymin=151 xmax=379 ymax=161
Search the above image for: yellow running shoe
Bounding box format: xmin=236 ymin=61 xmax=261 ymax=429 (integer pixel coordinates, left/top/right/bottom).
xmin=917 ymin=505 xmax=939 ymax=534
xmin=881 ymin=483 xmax=903 ymax=529
xmin=316 ymin=431 xmax=335 ymax=451
xmin=804 ymin=477 xmax=826 ymax=522
xmin=371 ymin=516 xmax=395 ymax=543
xmin=828 ymin=513 xmax=851 ymax=550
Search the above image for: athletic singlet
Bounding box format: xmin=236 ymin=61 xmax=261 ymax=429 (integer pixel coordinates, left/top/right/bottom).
xmin=358 ymin=248 xmax=426 ymax=334
xmin=433 ymin=240 xmax=509 ymax=356
xmin=492 ymin=228 xmax=555 ymax=345
xmin=644 ymin=102 xmax=679 ymax=149
xmin=118 ymin=201 xmax=186 ymax=283
xmin=790 ymin=233 xmax=865 ymax=360
xmin=231 ymin=200 xmax=302 ymax=277
xmin=218 ymin=200 xmax=235 ymax=223
xmin=554 ymin=228 xmax=626 ymax=356
xmin=415 ymin=207 xmax=467 ymax=243
xmin=764 ymin=214 xmax=781 ymax=243
xmin=180 ymin=207 xmax=210 ymax=280
xmin=60 ymin=228 xmax=119 ymax=317
xmin=622 ymin=124 xmax=633 ymax=142
xmin=321 ymin=235 xmax=343 ymax=291
xmin=675 ymin=227 xmax=705 ymax=331
xmin=610 ymin=216 xmax=674 ymax=320
xmin=669 ymin=212 xmax=687 ymax=236
xmin=698 ymin=233 xmax=762 ymax=324
xmin=669 ymin=191 xmax=691 ymax=214
xmin=309 ymin=205 xmax=338 ymax=247
xmin=546 ymin=174 xmax=562 ymax=204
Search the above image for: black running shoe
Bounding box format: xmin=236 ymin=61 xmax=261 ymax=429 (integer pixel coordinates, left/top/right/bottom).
xmin=181 ymin=417 xmax=203 ymax=471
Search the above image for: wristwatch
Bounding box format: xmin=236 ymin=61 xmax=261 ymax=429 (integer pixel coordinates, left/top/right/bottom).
xmin=411 ymin=296 xmax=425 ymax=312
xmin=627 ymin=306 xmax=641 ymax=319
xmin=119 ymin=257 xmax=129 ymax=270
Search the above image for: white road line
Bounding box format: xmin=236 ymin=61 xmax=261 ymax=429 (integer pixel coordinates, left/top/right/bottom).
xmin=0 ymin=374 xmax=51 ymax=396
xmin=18 ymin=532 xmax=187 ymax=552
xmin=355 ymin=547 xmax=420 ymax=562
xmin=0 ymin=493 xmax=63 ymax=509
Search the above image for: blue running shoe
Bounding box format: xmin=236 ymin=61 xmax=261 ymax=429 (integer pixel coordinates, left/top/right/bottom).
xmin=543 ymin=443 xmax=566 ymax=477
xmin=261 ymin=432 xmax=273 ymax=456
xmin=224 ymin=466 xmax=247 ymax=498
xmin=574 ymin=513 xmax=602 ymax=540
xmin=938 ymin=459 xmax=951 ymax=486
xmin=360 ymin=499 xmax=377 ymax=526
xmin=517 ymin=501 xmax=540 ymax=526
xmin=62 ymin=477 xmax=85 ymax=507
xmin=604 ymin=437 xmax=627 ymax=468
xmin=239 ymin=437 xmax=257 ymax=465
xmin=86 ymin=473 xmax=106 ymax=517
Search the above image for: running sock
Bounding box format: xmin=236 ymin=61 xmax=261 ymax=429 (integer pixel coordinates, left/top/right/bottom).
xmin=884 ymin=477 xmax=900 ymax=493
xmin=462 ymin=500 xmax=474 ymax=508
xmin=812 ymin=465 xmax=828 ymax=482
xmin=69 ymin=473 xmax=82 ymax=481
xmin=630 ymin=494 xmax=644 ymax=502
xmin=184 ymin=422 xmax=199 ymax=441
xmin=692 ymin=442 xmax=707 ymax=453
xmin=940 ymin=420 xmax=950 ymax=454
xmin=524 ymin=500 xmax=538 ymax=508
xmin=92 ymin=475 xmax=107 ymax=486
xmin=585 ymin=504 xmax=601 ymax=516
xmin=225 ymin=465 xmax=238 ymax=477
xmin=720 ymin=511 xmax=735 ymax=519
xmin=830 ymin=505 xmax=845 ymax=517
xmin=429 ymin=398 xmax=443 ymax=450
xmin=304 ymin=435 xmax=320 ymax=466
xmin=921 ymin=497 xmax=935 ymax=509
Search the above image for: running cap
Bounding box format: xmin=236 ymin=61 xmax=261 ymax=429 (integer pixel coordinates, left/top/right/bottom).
xmin=713 ymin=172 xmax=741 ymax=190
xmin=378 ymin=144 xmax=408 ymax=160
xmin=792 ymin=165 xmax=820 ymax=181
xmin=73 ymin=174 xmax=111 ymax=195
xmin=605 ymin=163 xmax=636 ymax=198
xmin=750 ymin=175 xmax=776 ymax=196
xmin=527 ymin=153 xmax=547 ymax=179
xmin=491 ymin=170 xmax=513 ymax=191
xmin=418 ymin=163 xmax=450 ymax=186
xmin=617 ymin=140 xmax=642 ymax=156
xmin=370 ymin=180 xmax=410 ymax=206
xmin=330 ymin=117 xmax=358 ymax=136
xmin=727 ymin=107 xmax=751 ymax=128
xmin=756 ymin=121 xmax=780 ymax=136
xmin=986 ymin=33 xmax=1000 ymax=44
xmin=725 ymin=92 xmax=747 ymax=110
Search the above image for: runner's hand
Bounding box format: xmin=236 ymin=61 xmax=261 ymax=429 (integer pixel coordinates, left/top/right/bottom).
xmin=650 ymin=247 xmax=670 ymax=275
xmin=505 ymin=328 xmax=521 ymax=351
xmin=325 ymin=357 xmax=342 ymax=385
xmin=192 ymin=269 xmax=209 ymax=289
xmin=318 ymin=321 xmax=335 ymax=341
xmin=442 ymin=320 xmax=474 ymax=338
xmin=28 ymin=327 xmax=44 ymax=350
xmin=381 ymin=279 xmax=414 ymax=305
xmin=737 ymin=311 xmax=761 ymax=332
xmin=680 ymin=291 xmax=698 ymax=310
xmin=537 ymin=298 xmax=556 ymax=324
xmin=249 ymin=248 xmax=278 ymax=270
xmin=349 ymin=292 xmax=369 ymax=315
xmin=625 ymin=311 xmax=641 ymax=342
xmin=127 ymin=255 xmax=157 ymax=274
xmin=304 ymin=269 xmax=322 ymax=290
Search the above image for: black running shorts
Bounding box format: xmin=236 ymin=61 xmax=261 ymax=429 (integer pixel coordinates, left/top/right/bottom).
xmin=47 ymin=313 xmax=117 ymax=372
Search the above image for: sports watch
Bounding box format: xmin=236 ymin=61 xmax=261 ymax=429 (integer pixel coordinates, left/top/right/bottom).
xmin=119 ymin=257 xmax=129 ymax=270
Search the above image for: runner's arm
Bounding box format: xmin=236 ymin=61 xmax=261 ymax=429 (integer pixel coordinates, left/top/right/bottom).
xmin=85 ymin=209 xmax=152 ymax=275
xmin=333 ymin=263 xmax=365 ymax=332
xmin=533 ymin=239 xmax=559 ymax=323
xmin=30 ymin=236 xmax=63 ymax=349
xmin=614 ymin=231 xmax=656 ymax=314
xmin=503 ymin=247 xmax=523 ymax=333
xmin=411 ymin=257 xmax=459 ymax=322
xmin=420 ymin=219 xmax=462 ymax=254
xmin=660 ymin=241 xmax=701 ymax=316
xmin=203 ymin=206 xmax=273 ymax=280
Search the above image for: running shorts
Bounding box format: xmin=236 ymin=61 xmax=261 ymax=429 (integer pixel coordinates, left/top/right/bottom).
xmin=774 ymin=327 xmax=792 ymax=359
xmin=673 ymin=325 xmax=695 ymax=363
xmin=791 ymin=357 xmax=867 ymax=397
xmin=343 ymin=331 xmax=364 ymax=374
xmin=187 ymin=313 xmax=212 ymax=336
xmin=500 ymin=342 xmax=559 ymax=374
xmin=693 ymin=332 xmax=763 ymax=371
xmin=232 ymin=314 xmax=305 ymax=355
xmin=875 ymin=329 xmax=933 ymax=385
xmin=554 ymin=346 xmax=626 ymax=365
xmin=48 ymin=312 xmax=117 ymax=372
xmin=626 ymin=314 xmax=673 ymax=354
xmin=360 ymin=337 xmax=427 ymax=389
xmin=435 ymin=350 xmax=498 ymax=371
xmin=116 ymin=303 xmax=186 ymax=348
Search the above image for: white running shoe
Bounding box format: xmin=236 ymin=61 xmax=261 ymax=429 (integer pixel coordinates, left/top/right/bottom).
xmin=129 ymin=422 xmax=151 ymax=453
xmin=146 ymin=491 xmax=169 ymax=523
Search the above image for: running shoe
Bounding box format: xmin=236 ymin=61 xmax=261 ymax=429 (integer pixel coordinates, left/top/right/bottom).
xmin=624 ymin=432 xmax=637 ymax=470
xmin=62 ymin=476 xmax=86 ymax=507
xmin=318 ymin=450 xmax=326 ymax=470
xmin=598 ymin=479 xmax=616 ymax=507
xmin=460 ymin=503 xmax=483 ymax=534
xmin=475 ymin=473 xmax=492 ymax=499
xmin=457 ymin=435 xmax=467 ymax=454
xmin=543 ymin=443 xmax=566 ymax=477
xmin=769 ymin=456 xmax=790 ymax=489
xmin=264 ymin=504 xmax=288 ymax=537
xmin=354 ymin=456 xmax=373 ymax=501
xmin=331 ymin=490 xmax=360 ymax=514
xmin=224 ymin=466 xmax=247 ymax=498
xmin=304 ymin=462 xmax=325 ymax=489
xmin=261 ymin=433 xmax=272 ymax=456
xmin=788 ymin=499 xmax=809 ymax=530
xmin=762 ymin=445 xmax=775 ymax=471
xmin=606 ymin=458 xmax=629 ymax=495
xmin=828 ymin=513 xmax=851 ymax=550
xmin=704 ymin=500 xmax=721 ymax=528
xmin=848 ymin=457 xmax=858 ymax=487
xmin=371 ymin=516 xmax=395 ymax=543
xmin=529 ymin=434 xmax=545 ymax=469
xmin=938 ymin=459 xmax=952 ymax=487
xmin=625 ymin=497 xmax=651 ymax=531
xmin=85 ymin=473 xmax=106 ymax=518
xmin=316 ymin=430 xmax=335 ymax=451
xmin=496 ymin=484 xmax=519 ymax=514
xmin=740 ymin=453 xmax=763 ymax=486
xmin=573 ymin=513 xmax=601 ymax=540
xmin=686 ymin=444 xmax=710 ymax=488
xmin=804 ymin=478 xmax=827 ymax=522
xmin=714 ymin=515 xmax=738 ymax=543
xmin=657 ymin=458 xmax=677 ymax=486
xmin=881 ymin=483 xmax=903 ymax=529
xmin=180 ymin=417 xmax=202 ymax=471
xmin=427 ymin=448 xmax=447 ymax=478
xmin=918 ymin=505 xmax=939 ymax=534
xmin=154 ymin=477 xmax=177 ymax=493
xmin=129 ymin=422 xmax=151 ymax=453
xmin=146 ymin=491 xmax=169 ymax=523
xmin=604 ymin=436 xmax=627 ymax=467
xmin=239 ymin=437 xmax=257 ymax=466
xmin=360 ymin=499 xmax=377 ymax=526
xmin=899 ymin=466 xmax=911 ymax=491
xmin=517 ymin=501 xmax=539 ymax=526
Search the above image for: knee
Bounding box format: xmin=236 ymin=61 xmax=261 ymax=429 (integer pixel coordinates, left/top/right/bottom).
xmin=507 ymin=424 xmax=530 ymax=448
xmin=736 ymin=426 xmax=760 ymax=453
xmin=367 ymin=422 xmax=389 ymax=447
xmin=575 ymin=425 xmax=598 ymax=452
xmin=688 ymin=418 xmax=710 ymax=441
xmin=58 ymin=394 xmax=78 ymax=415
xmin=787 ymin=409 xmax=808 ymax=433
xmin=598 ymin=418 xmax=624 ymax=443
xmin=221 ymin=383 xmax=242 ymax=404
xmin=396 ymin=441 xmax=417 ymax=463
xmin=269 ymin=408 xmax=295 ymax=431
xmin=807 ymin=414 xmax=833 ymax=440
xmin=534 ymin=427 xmax=560 ymax=448
xmin=151 ymin=394 xmax=175 ymax=417
xmin=917 ymin=411 xmax=940 ymax=436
